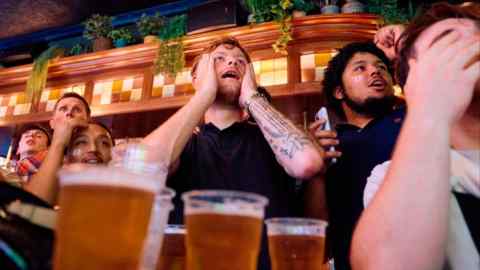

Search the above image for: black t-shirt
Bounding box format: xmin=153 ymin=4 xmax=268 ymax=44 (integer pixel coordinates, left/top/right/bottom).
xmin=167 ymin=121 xmax=298 ymax=270
xmin=325 ymin=107 xmax=406 ymax=270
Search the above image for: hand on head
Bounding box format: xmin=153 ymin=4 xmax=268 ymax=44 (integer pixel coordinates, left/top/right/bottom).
xmin=374 ymin=24 xmax=406 ymax=61
xmin=193 ymin=53 xmax=218 ymax=102
xmin=404 ymin=18 xmax=480 ymax=124
xmin=239 ymin=63 xmax=258 ymax=108
xmin=51 ymin=116 xmax=89 ymax=149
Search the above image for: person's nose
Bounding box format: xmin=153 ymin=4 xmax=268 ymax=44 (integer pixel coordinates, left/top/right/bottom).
xmin=369 ymin=65 xmax=381 ymax=76
xmin=226 ymin=57 xmax=238 ymax=67
xmin=85 ymin=142 xmax=98 ymax=153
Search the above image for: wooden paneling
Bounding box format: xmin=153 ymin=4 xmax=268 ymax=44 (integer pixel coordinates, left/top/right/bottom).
xmin=0 ymin=14 xmax=380 ymax=127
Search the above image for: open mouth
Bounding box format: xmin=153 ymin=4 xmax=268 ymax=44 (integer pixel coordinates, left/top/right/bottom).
xmin=82 ymin=157 xmax=103 ymax=164
xmin=369 ymin=78 xmax=386 ymax=88
xmin=221 ymin=70 xmax=240 ymax=80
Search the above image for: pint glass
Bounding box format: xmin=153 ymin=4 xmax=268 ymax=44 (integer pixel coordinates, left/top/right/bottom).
xmin=182 ymin=190 xmax=268 ymax=270
xmin=157 ymin=225 xmax=186 ymax=270
xmin=53 ymin=164 xmax=172 ymax=270
xmin=265 ymin=218 xmax=328 ymax=270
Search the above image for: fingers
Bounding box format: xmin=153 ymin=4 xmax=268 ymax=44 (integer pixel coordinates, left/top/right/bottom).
xmin=452 ymin=36 xmax=480 ymax=70
xmin=314 ymin=129 xmax=337 ymax=139
xmin=309 ymin=119 xmax=325 ymax=131
xmin=325 ymin=150 xmax=342 ymax=159
xmin=415 ymin=18 xmax=471 ymax=54
xmin=318 ymin=138 xmax=339 ymax=147
xmin=429 ymin=30 xmax=461 ymax=57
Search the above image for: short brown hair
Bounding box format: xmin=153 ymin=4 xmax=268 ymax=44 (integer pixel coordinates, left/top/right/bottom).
xmin=190 ymin=37 xmax=251 ymax=77
xmin=396 ymin=2 xmax=480 ymax=88
xmin=54 ymin=92 xmax=91 ymax=117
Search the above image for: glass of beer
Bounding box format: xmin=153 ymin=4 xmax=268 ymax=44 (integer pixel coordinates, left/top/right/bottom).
xmin=182 ymin=190 xmax=269 ymax=270
xmin=54 ymin=164 xmax=174 ymax=270
xmin=265 ymin=218 xmax=328 ymax=270
xmin=157 ymin=224 xmax=186 ymax=270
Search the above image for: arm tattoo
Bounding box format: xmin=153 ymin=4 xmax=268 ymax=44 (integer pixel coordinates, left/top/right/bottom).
xmin=248 ymin=97 xmax=313 ymax=159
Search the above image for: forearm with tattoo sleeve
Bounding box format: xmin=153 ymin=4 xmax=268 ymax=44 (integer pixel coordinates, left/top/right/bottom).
xmin=247 ymin=95 xmax=325 ymax=179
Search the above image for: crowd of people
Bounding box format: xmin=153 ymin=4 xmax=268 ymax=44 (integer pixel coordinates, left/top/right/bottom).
xmin=0 ymin=1 xmax=478 ymax=269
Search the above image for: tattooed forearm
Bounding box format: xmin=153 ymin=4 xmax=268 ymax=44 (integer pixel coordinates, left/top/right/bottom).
xmin=248 ymin=96 xmax=315 ymax=159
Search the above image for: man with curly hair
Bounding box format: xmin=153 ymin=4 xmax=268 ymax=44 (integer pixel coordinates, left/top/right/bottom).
xmin=306 ymin=41 xmax=403 ymax=270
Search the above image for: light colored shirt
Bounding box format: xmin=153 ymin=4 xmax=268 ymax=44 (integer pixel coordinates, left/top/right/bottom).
xmin=363 ymin=150 xmax=480 ymax=270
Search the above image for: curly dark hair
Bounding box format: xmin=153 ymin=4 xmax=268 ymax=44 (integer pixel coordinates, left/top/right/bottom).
xmin=322 ymin=42 xmax=393 ymax=118
xmin=396 ymin=2 xmax=480 ymax=88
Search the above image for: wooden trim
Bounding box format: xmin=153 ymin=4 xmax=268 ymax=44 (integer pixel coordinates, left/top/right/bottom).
xmin=142 ymin=67 xmax=154 ymax=101
xmin=0 ymin=14 xmax=380 ymax=89
xmin=0 ymin=81 xmax=324 ymax=127
xmin=0 ymin=14 xmax=378 ymax=127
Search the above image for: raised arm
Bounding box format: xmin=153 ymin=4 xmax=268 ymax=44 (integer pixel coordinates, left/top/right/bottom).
xmin=240 ymin=64 xmax=325 ymax=179
xmin=25 ymin=117 xmax=87 ymax=205
xmin=142 ymin=54 xmax=217 ymax=167
xmin=351 ymin=21 xmax=480 ymax=270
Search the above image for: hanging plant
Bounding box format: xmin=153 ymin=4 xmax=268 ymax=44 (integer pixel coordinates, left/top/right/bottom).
xmin=154 ymin=14 xmax=187 ymax=77
xmin=271 ymin=0 xmax=293 ymax=54
xmin=26 ymin=46 xmax=65 ymax=109
xmin=244 ymin=0 xmax=295 ymax=54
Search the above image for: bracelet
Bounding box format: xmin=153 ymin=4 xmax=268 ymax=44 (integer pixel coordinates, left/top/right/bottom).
xmin=244 ymin=92 xmax=268 ymax=115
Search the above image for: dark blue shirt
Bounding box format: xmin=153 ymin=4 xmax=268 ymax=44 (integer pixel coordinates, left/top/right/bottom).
xmin=325 ymin=107 xmax=406 ymax=270
xmin=167 ymin=121 xmax=298 ymax=270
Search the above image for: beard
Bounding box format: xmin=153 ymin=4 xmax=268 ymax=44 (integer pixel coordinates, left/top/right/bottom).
xmin=343 ymin=92 xmax=396 ymax=118
xmin=216 ymin=84 xmax=240 ymax=105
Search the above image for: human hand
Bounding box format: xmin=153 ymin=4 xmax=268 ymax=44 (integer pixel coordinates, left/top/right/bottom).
xmin=51 ymin=117 xmax=88 ymax=149
xmin=239 ymin=63 xmax=258 ymax=108
xmin=309 ymin=118 xmax=342 ymax=160
xmin=404 ymin=19 xmax=480 ymax=124
xmin=194 ymin=53 xmax=218 ymax=103
xmin=374 ymin=24 xmax=406 ymax=60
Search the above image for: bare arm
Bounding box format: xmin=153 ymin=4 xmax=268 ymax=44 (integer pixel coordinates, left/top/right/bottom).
xmin=351 ymin=22 xmax=480 ymax=270
xmin=25 ymin=117 xmax=87 ymax=205
xmin=239 ymin=64 xmax=324 ymax=179
xmin=142 ymin=54 xmax=217 ymax=169
xmin=247 ymin=97 xmax=324 ymax=179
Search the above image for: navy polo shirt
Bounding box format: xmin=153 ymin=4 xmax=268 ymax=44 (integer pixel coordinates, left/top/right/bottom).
xmin=166 ymin=121 xmax=298 ymax=270
xmin=325 ymin=106 xmax=406 ymax=270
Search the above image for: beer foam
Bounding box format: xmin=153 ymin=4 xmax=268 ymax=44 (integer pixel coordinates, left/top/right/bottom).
xmin=265 ymin=218 xmax=328 ymax=236
xmin=184 ymin=204 xmax=265 ymax=218
xmin=58 ymin=164 xmax=164 ymax=193
xmin=182 ymin=190 xmax=269 ymax=219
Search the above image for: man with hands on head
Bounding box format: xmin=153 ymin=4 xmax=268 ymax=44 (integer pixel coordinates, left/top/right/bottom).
xmin=26 ymin=92 xmax=90 ymax=205
xmin=352 ymin=3 xmax=480 ymax=269
xmin=142 ymin=37 xmax=325 ymax=270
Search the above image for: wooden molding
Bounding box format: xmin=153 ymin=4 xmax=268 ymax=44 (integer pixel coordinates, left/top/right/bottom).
xmin=0 ymin=13 xmax=380 ymax=127
xmin=0 ymin=14 xmax=379 ymax=89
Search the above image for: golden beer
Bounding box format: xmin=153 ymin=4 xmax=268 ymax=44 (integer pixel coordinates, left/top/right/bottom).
xmin=182 ymin=190 xmax=268 ymax=270
xmin=266 ymin=218 xmax=328 ymax=270
xmin=268 ymin=234 xmax=325 ymax=270
xmin=54 ymin=164 xmax=163 ymax=270
xmin=157 ymin=225 xmax=186 ymax=270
